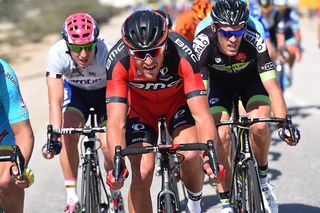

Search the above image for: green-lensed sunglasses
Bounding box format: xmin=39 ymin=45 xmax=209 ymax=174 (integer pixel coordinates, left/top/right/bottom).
xmin=68 ymin=42 xmax=96 ymax=53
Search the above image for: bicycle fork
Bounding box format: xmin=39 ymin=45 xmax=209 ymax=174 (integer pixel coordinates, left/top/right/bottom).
xmin=157 ymin=152 xmax=179 ymax=213
xmin=232 ymin=127 xmax=266 ymax=212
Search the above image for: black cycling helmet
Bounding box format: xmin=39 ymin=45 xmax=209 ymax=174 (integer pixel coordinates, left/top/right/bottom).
xmin=121 ymin=10 xmax=169 ymax=49
xmin=211 ymin=0 xmax=249 ymax=26
xmin=258 ymin=0 xmax=273 ymax=7
xmin=154 ymin=9 xmax=173 ymax=29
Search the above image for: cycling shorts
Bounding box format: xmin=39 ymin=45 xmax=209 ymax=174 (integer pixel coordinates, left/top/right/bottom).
xmin=63 ymin=80 xmax=106 ymax=126
xmin=208 ymin=72 xmax=270 ymax=116
xmin=125 ymin=89 xmax=195 ymax=147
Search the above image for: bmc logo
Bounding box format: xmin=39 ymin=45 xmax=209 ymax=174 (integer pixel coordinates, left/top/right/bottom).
xmin=129 ymin=79 xmax=181 ymax=90
xmin=106 ymin=42 xmax=125 ymax=70
xmin=175 ymin=38 xmax=198 ymax=63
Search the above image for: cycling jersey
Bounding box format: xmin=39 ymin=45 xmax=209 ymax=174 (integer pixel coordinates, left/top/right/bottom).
xmin=46 ymin=38 xmax=112 ymax=90
xmin=195 ymin=14 xmax=266 ymax=39
xmin=174 ymin=10 xmax=197 ymax=42
xmin=0 ymin=59 xmax=29 ymax=145
xmin=249 ymin=1 xmax=271 ymax=39
xmin=193 ymin=24 xmax=275 ymax=115
xmin=46 ymin=38 xmax=112 ymax=121
xmin=277 ymin=8 xmax=300 ymax=44
xmin=262 ymin=8 xmax=283 ymax=47
xmin=106 ymin=31 xmax=206 ymax=145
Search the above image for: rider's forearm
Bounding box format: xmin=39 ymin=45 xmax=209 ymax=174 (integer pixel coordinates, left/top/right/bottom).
xmin=106 ymin=124 xmax=126 ymax=164
xmin=12 ymin=120 xmax=34 ymax=166
xmin=49 ymin=101 xmax=63 ymax=128
xmin=196 ymin=114 xmax=218 ymax=144
xmin=46 ymin=76 xmax=64 ymax=128
xmin=263 ymin=79 xmax=287 ymax=118
xmin=269 ymin=89 xmax=287 ymax=118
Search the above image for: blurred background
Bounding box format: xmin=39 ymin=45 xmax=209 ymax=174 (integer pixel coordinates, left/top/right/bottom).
xmin=0 ymin=0 xmax=319 ymax=212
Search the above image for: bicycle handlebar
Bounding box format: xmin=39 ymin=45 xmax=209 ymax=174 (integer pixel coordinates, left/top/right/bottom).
xmin=0 ymin=145 xmax=25 ymax=180
xmin=48 ymin=125 xmax=106 ymax=135
xmin=216 ymin=115 xmax=297 ymax=142
xmin=46 ymin=124 xmax=106 ymax=152
xmin=215 ymin=116 xmax=290 ymax=127
xmin=113 ymin=141 xmax=220 ymax=181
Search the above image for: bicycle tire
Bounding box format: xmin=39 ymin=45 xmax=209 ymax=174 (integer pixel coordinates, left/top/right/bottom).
xmin=233 ymin=159 xmax=264 ymax=213
xmin=84 ymin=162 xmax=100 ymax=213
xmin=169 ymin=155 xmax=181 ymax=211
xmin=244 ymin=159 xmax=264 ymax=213
xmin=161 ymin=193 xmax=175 ymax=213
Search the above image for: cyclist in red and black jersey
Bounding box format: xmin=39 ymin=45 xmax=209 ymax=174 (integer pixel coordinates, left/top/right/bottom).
xmin=193 ymin=0 xmax=300 ymax=212
xmin=104 ymin=10 xmax=225 ymax=213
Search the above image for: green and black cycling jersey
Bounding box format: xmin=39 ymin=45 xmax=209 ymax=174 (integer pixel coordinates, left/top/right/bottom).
xmin=193 ymin=24 xmax=276 ymax=115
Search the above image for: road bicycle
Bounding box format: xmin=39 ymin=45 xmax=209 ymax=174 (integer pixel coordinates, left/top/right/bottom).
xmin=154 ymin=117 xmax=187 ymax=211
xmin=46 ymin=108 xmax=109 ymax=213
xmin=276 ymin=47 xmax=293 ymax=92
xmin=114 ymin=138 xmax=220 ymax=213
xmin=215 ymin=96 xmax=296 ymax=213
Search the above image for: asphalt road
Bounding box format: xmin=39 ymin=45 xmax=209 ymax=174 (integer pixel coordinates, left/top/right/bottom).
xmin=14 ymin=14 xmax=320 ymax=213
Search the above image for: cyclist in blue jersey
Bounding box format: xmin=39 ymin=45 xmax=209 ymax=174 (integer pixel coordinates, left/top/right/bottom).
xmin=274 ymin=0 xmax=303 ymax=85
xmin=42 ymin=12 xmax=125 ymax=213
xmin=0 ymin=58 xmax=34 ymax=213
xmin=249 ymin=0 xmax=277 ymax=58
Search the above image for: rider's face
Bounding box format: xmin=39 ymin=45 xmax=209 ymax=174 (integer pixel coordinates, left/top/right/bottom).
xmin=261 ymin=6 xmax=273 ymax=16
xmin=130 ymin=44 xmax=166 ymax=80
xmin=69 ymin=44 xmax=95 ymax=68
xmin=213 ymin=24 xmax=246 ymax=57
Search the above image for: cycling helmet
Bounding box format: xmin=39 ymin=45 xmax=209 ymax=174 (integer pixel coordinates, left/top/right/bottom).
xmin=211 ymin=0 xmax=249 ymax=26
xmin=191 ymin=0 xmax=213 ymax=24
xmin=273 ymin=0 xmax=288 ymax=6
xmin=154 ymin=9 xmax=173 ymax=29
xmin=121 ymin=10 xmax=169 ymax=49
xmin=61 ymin=12 xmax=99 ymax=45
xmin=258 ymin=0 xmax=273 ymax=7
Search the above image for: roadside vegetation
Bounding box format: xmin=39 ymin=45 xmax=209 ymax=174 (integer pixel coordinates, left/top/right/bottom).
xmin=0 ymin=0 xmax=122 ymax=44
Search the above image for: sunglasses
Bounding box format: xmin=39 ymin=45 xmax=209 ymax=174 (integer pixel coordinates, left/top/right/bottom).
xmin=129 ymin=43 xmax=166 ymax=61
xmin=68 ymin=42 xmax=96 ymax=53
xmin=217 ymin=28 xmax=246 ymax=38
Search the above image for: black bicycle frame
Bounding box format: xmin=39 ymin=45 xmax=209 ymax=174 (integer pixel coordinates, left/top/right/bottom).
xmin=47 ymin=108 xmax=109 ymax=212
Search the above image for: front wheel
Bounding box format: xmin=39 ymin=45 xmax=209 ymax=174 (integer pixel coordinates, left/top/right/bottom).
xmin=160 ymin=193 xmax=176 ymax=213
xmin=81 ymin=162 xmax=100 ymax=212
xmin=232 ymin=159 xmax=264 ymax=213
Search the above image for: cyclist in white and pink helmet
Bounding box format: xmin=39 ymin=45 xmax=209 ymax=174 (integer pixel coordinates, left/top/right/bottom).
xmin=42 ymin=12 xmax=125 ymax=213
xmin=61 ymin=12 xmax=99 ymax=45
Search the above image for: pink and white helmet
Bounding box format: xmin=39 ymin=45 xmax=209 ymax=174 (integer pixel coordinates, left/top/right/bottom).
xmin=61 ymin=12 xmax=99 ymax=45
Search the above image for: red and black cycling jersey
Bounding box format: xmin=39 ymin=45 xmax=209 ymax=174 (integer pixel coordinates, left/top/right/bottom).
xmin=106 ymin=31 xmax=206 ymax=104
xmin=193 ymin=24 xmax=276 ymax=87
